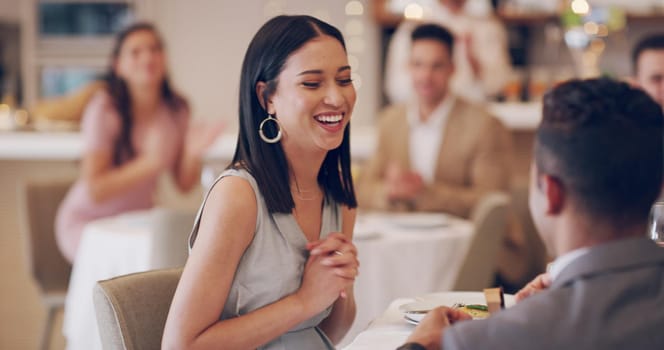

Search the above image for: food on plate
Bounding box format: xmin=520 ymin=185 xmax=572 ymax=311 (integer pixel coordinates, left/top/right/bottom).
xmin=455 ymin=304 xmax=490 ymax=319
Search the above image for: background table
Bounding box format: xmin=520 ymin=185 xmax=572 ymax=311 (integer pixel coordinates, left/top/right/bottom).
xmin=62 ymin=208 xmax=194 ymax=350
xmin=341 ymin=213 xmax=474 ymax=346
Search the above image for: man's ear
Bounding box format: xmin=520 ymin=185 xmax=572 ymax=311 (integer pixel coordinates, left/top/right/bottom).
xmin=541 ymin=174 xmax=565 ymax=215
xmin=255 ymin=81 xmax=275 ymax=114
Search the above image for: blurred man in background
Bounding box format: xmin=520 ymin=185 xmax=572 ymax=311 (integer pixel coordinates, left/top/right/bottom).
xmin=357 ymin=23 xmax=513 ymax=218
xmin=632 ymin=33 xmax=664 ymax=110
xmin=382 ymin=0 xmax=512 ymax=103
xmin=357 ymin=23 xmax=528 ymax=291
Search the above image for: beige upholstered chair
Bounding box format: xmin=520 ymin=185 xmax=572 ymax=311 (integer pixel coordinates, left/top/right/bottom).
xmin=18 ymin=179 xmax=73 ymax=350
xmin=93 ymin=268 xmax=182 ymax=350
xmin=453 ymin=192 xmax=511 ymax=291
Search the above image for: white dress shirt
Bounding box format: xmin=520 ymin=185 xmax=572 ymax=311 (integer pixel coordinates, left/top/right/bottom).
xmin=408 ymin=96 xmax=455 ymax=184
xmin=547 ymin=246 xmax=590 ymax=282
xmin=384 ymin=3 xmax=512 ymax=103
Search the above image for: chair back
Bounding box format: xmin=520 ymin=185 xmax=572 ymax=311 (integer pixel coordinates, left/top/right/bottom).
xmin=149 ymin=208 xmax=196 ymax=269
xmin=18 ymin=179 xmax=73 ymax=294
xmin=93 ymin=268 xmax=182 ymax=350
xmin=453 ymin=192 xmax=510 ymax=291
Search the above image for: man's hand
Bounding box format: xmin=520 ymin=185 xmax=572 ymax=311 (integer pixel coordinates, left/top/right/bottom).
xmin=404 ymin=307 xmax=472 ymax=350
xmin=515 ymin=272 xmax=551 ymax=303
xmin=386 ymin=163 xmax=424 ymax=201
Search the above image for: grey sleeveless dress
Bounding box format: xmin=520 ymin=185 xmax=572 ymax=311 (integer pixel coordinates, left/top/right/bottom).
xmin=189 ymin=168 xmax=341 ymax=350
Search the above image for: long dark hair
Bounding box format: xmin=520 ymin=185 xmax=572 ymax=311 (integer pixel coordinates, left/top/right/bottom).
xmin=233 ymin=15 xmax=357 ymax=213
xmin=105 ymin=22 xmax=186 ymax=165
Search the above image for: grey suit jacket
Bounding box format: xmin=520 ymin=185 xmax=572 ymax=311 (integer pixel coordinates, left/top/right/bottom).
xmin=444 ymin=237 xmax=664 ymax=350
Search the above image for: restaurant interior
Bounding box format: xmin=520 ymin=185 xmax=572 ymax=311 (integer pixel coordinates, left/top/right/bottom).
xmin=1 ymin=0 xmax=663 ymax=349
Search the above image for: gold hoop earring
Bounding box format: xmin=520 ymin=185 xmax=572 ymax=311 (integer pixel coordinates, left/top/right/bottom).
xmin=259 ymin=114 xmax=282 ymax=143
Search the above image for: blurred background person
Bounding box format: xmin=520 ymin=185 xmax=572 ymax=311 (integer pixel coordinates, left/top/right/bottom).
xmin=357 ymin=24 xmax=527 ymax=292
xmin=632 ymin=33 xmax=664 ymax=110
xmin=381 ymin=0 xmax=512 ymax=103
xmin=55 ymin=22 xmax=222 ymax=263
xmin=357 ymin=23 xmax=512 ymax=220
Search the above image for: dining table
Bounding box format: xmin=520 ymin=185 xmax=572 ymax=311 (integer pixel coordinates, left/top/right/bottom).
xmin=343 ymin=291 xmax=516 ymax=350
xmin=340 ymin=212 xmax=475 ymax=346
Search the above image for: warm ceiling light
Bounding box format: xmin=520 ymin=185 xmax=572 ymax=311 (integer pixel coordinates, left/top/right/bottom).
xmin=404 ymin=3 xmax=424 ymax=20
xmin=571 ymin=0 xmax=590 ymax=16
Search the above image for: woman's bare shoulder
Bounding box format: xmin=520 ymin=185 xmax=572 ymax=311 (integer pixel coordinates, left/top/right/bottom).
xmin=194 ymin=173 xmax=258 ymax=249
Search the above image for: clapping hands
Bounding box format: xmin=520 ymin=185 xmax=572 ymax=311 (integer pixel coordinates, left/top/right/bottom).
xmin=386 ymin=162 xmax=424 ymax=202
xmin=184 ymin=120 xmax=225 ymax=159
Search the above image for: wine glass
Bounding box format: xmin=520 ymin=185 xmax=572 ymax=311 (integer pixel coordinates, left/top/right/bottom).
xmin=648 ymin=201 xmax=664 ymax=247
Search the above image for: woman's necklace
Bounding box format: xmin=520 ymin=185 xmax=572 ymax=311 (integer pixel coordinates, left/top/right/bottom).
xmin=291 ymin=179 xmax=319 ymax=201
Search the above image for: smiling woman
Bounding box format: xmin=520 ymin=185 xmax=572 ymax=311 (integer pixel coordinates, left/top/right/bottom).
xmin=259 ymin=35 xmax=356 ymax=175
xmin=162 ymin=15 xmax=359 ymax=350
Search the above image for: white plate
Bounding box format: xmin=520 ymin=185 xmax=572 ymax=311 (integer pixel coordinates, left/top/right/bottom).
xmin=404 ymin=314 xmax=420 ymax=325
xmin=399 ymin=291 xmax=516 ymax=324
xmin=388 ymin=213 xmax=449 ymax=229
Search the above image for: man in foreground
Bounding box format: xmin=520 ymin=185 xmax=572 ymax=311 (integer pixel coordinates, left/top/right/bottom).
xmin=399 ymin=78 xmax=664 ymax=350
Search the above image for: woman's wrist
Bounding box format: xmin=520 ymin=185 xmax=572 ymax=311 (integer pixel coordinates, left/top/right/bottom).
xmin=288 ymin=290 xmax=318 ymax=321
xmin=137 ymin=154 xmax=163 ymax=176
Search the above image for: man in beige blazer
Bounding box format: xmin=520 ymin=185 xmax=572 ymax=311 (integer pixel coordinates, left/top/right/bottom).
xmin=357 ymin=23 xmax=523 ymax=288
xmin=357 ymin=24 xmax=512 ymax=219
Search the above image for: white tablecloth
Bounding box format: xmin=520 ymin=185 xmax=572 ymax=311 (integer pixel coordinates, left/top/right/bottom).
xmin=344 ymin=297 xmax=421 ymax=350
xmin=341 ymin=213 xmax=474 ymax=346
xmin=62 ymin=208 xmax=193 ymax=350
xmin=343 ymin=292 xmax=515 ymax=350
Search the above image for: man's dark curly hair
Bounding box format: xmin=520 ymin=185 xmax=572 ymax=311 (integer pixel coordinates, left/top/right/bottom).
xmin=535 ymin=77 xmax=663 ymax=228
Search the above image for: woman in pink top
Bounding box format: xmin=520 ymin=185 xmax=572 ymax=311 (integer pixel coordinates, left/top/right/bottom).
xmin=55 ymin=22 xmax=221 ymax=263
